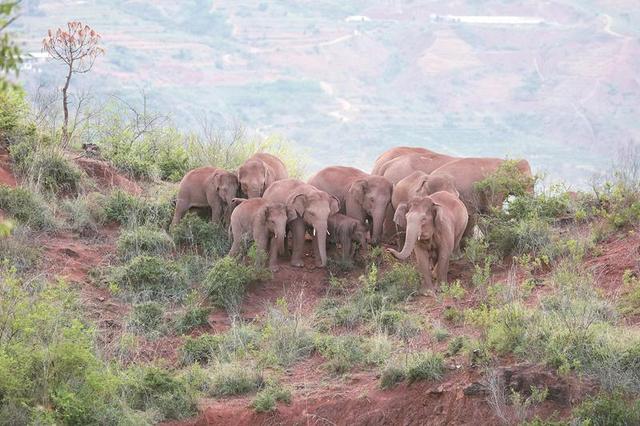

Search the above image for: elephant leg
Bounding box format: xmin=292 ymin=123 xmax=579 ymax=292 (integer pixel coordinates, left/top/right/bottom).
xmin=435 ymin=249 xmax=451 ymax=285
xmin=172 ymin=199 xmax=190 ymax=226
xmin=229 ymin=232 xmax=243 ymax=257
xmin=290 ymin=218 xmax=305 ymax=268
xmin=268 ymin=236 xmax=280 ymax=272
xmin=414 ymin=245 xmax=433 ymax=292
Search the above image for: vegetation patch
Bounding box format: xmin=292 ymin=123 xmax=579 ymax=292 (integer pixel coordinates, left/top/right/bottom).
xmin=109 ymin=255 xmax=188 ymax=301
xmin=117 ymin=225 xmax=175 ymax=261
xmin=0 ymin=185 xmax=54 ymax=230
xmin=171 ymin=212 xmax=230 ymax=257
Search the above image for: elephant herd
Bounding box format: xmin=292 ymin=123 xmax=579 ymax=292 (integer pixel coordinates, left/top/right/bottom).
xmin=171 ymin=148 xmax=533 ymax=291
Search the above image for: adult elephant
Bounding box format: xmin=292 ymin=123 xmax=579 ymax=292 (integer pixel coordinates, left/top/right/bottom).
xmin=377 ymin=153 xmax=457 ymax=184
xmin=238 ymin=153 xmax=288 ymax=198
xmin=263 ymin=179 xmax=340 ymax=268
xmin=389 ymin=192 xmax=468 ymax=291
xmin=171 ymin=166 xmax=239 ymax=226
xmin=371 ymin=146 xmax=450 ymax=175
xmin=429 ymin=158 xmax=533 ymax=215
xmin=308 ymin=166 xmax=392 ymax=245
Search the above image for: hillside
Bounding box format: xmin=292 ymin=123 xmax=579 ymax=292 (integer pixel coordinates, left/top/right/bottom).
xmin=13 ymin=0 xmax=640 ymax=185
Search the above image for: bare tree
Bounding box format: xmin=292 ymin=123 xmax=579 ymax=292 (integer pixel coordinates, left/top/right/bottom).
xmin=42 ymin=21 xmax=104 ymax=147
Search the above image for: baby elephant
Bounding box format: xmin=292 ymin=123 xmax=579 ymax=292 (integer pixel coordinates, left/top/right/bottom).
xmin=327 ymin=213 xmax=370 ymax=261
xmin=229 ymin=198 xmax=295 ymax=272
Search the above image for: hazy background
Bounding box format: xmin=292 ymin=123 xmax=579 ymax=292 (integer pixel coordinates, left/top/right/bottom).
xmin=13 ymin=0 xmax=640 ymax=185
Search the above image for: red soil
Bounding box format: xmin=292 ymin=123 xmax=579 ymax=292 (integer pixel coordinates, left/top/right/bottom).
xmin=0 ymin=146 xmax=16 ymax=187
xmin=74 ymin=157 xmax=142 ymax=195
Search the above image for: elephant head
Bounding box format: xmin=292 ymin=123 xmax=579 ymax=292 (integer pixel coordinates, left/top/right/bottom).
xmin=287 ymin=187 xmax=340 ymax=267
xmin=420 ymin=173 xmax=458 ymax=197
xmin=212 ymin=171 xmax=240 ymax=219
xmin=238 ymin=159 xmax=275 ymax=198
xmin=254 ymin=202 xmax=292 ymax=257
xmin=389 ymin=196 xmax=442 ymax=260
xmin=346 ymin=176 xmax=392 ymax=245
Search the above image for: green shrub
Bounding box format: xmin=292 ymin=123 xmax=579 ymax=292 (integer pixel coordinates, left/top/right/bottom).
xmin=175 ymin=305 xmax=211 ymax=335
xmin=573 ymin=392 xmax=640 ymax=426
xmin=61 ymin=195 xmax=101 ymax=236
xmin=315 ymin=334 xmax=368 ymax=375
xmin=20 ymin=148 xmax=83 ymax=194
xmin=124 ymin=365 xmax=197 ymax=421
xmin=432 ymin=326 xmax=450 ymax=342
xmin=474 ymin=160 xmax=535 ymax=208
xmin=377 ymin=263 xmax=421 ymax=302
xmin=446 ymin=336 xmax=468 ymax=357
xmin=103 ymin=189 xmax=173 ymax=228
xmin=0 ymin=226 xmax=41 ymax=272
xmin=111 ymin=255 xmax=188 ymax=301
xmin=205 ymin=256 xmax=266 ymax=316
xmin=0 ymin=270 xmax=153 ymax=424
xmin=380 ymin=364 xmax=406 ymax=389
xmin=0 ymin=89 xmax=28 ymax=137
xmin=209 ymin=361 xmax=262 ymax=397
xmin=480 ymin=214 xmax=554 ymax=258
xmin=0 ymin=185 xmax=53 ymax=229
xmin=251 ymin=381 xmax=292 ymax=413
xmin=181 ymin=334 xmax=224 ymax=364
xmin=117 ymin=226 xmax=175 ymax=261
xmin=406 ymin=352 xmax=445 ymax=383
xmin=260 ymin=300 xmax=314 ymax=366
xmin=443 ymin=306 xmax=464 ymax=324
xmin=128 ymin=302 xmax=166 ymax=337
xmin=171 ymin=213 xmax=230 ymax=257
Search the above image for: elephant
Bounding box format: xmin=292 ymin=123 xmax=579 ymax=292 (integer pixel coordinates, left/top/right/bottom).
xmin=237 ymin=152 xmax=288 ymax=198
xmin=171 ymin=166 xmax=239 ymax=226
xmin=371 ymin=146 xmax=449 ymax=175
xmin=430 ymin=158 xmax=533 ymax=215
xmin=388 ymin=192 xmax=469 ymax=291
xmin=262 ymin=179 xmax=340 ymax=268
xmin=307 ymin=166 xmax=392 ymax=245
xmin=376 ymin=153 xmax=457 ymax=185
xmin=228 ymin=198 xmax=295 ymax=272
xmin=389 ymin=171 xmax=458 ymax=249
xmin=327 ymin=213 xmax=370 ymax=261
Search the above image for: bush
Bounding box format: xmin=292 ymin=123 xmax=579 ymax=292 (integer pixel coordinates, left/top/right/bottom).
xmin=377 ymin=263 xmax=421 ymax=302
xmin=0 ymin=88 xmax=28 ymax=137
xmin=124 ymin=365 xmax=198 ymax=421
xmin=103 ymin=189 xmax=173 ymax=228
xmin=474 ymin=160 xmax=535 ymax=208
xmin=315 ymin=334 xmax=368 ymax=375
xmin=573 ymin=392 xmax=640 ymax=426
xmin=111 ymin=255 xmax=188 ymax=301
xmin=17 ymin=146 xmax=83 ymax=194
xmin=260 ymin=300 xmax=314 ymax=366
xmin=0 ymin=226 xmax=41 ymax=272
xmin=480 ymin=214 xmax=554 ymax=258
xmin=251 ymin=380 xmax=292 ymax=413
xmin=117 ymin=226 xmax=175 ymax=261
xmin=406 ymin=352 xmax=445 ymax=383
xmin=61 ymin=195 xmax=101 ymax=236
xmin=181 ymin=334 xmax=224 ymax=364
xmin=0 ymin=270 xmax=153 ymax=424
xmin=209 ymin=361 xmax=262 ymax=397
xmin=380 ymin=364 xmax=406 ymax=390
xmin=128 ymin=302 xmax=166 ymax=337
xmin=205 ymin=256 xmax=266 ymax=316
xmin=171 ymin=213 xmax=230 ymax=257
xmin=175 ymin=305 xmax=211 ymax=335
xmin=0 ymin=185 xmax=53 ymax=229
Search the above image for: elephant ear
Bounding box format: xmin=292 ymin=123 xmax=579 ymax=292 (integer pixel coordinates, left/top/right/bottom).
xmin=349 ymin=179 xmax=368 ymax=204
xmin=393 ymin=203 xmax=408 ymax=229
xmin=286 ymin=206 xmax=298 ymax=222
xmin=329 ymin=195 xmax=340 ymax=215
xmin=252 ymin=203 xmax=269 ymax=238
xmin=415 ymin=176 xmax=431 ymax=197
xmin=287 ymin=192 xmax=307 ymax=218
xmin=432 ymin=201 xmax=453 ymax=242
xmin=263 ymin=165 xmax=276 ymax=193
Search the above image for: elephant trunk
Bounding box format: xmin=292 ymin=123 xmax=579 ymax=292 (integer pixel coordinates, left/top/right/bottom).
xmin=315 ymin=223 xmax=328 ymax=267
xmin=388 ymin=220 xmax=419 ymax=260
xmin=370 ymin=207 xmax=386 ymax=245
xmin=275 ymin=230 xmax=286 ymax=258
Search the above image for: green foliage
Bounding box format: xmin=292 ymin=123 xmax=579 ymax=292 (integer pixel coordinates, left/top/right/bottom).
xmin=446 ymin=335 xmax=468 ymax=357
xmin=12 ymin=143 xmax=83 ymax=194
xmin=480 ymin=213 xmax=554 ymax=258
xmin=620 ymin=270 xmax=640 ymax=316
xmin=379 ymin=364 xmax=406 ymax=390
xmin=315 ymin=334 xmax=368 ymax=375
xmin=573 ymin=392 xmax=640 ymax=426
xmin=60 ymin=195 xmax=102 ymax=236
xmin=376 ymin=263 xmax=422 ymax=302
xmin=123 ymin=365 xmax=197 ymax=421
xmin=117 ymin=226 xmax=175 ymax=261
xmin=443 ymin=306 xmax=464 ymax=324
xmin=128 ymin=302 xmax=166 ymax=337
xmin=405 ymin=351 xmax=445 ymax=383
xmin=251 ymin=381 xmax=292 ymax=413
xmin=209 ymin=361 xmax=262 ymax=397
xmin=0 ymin=87 xmax=26 ymax=136
xmin=110 ymin=255 xmax=188 ymax=301
xmin=259 ymin=299 xmax=314 ymax=367
xmin=0 ymin=2 xmax=21 ymax=90
xmin=181 ymin=334 xmax=225 ymax=364
xmin=103 ymin=189 xmax=173 ymax=228
xmin=440 ymin=280 xmax=466 ymax=300
xmin=0 ymin=270 xmax=153 ymax=424
xmin=171 ymin=212 xmax=230 ymax=257
xmin=0 ymin=226 xmax=41 ymax=272
xmin=474 ymin=160 xmax=535 ymax=208
xmin=205 ymin=256 xmax=268 ymax=316
xmin=0 ymin=185 xmax=53 ymax=229
xmin=180 ymin=323 xmax=259 ymax=365
xmin=174 ymin=305 xmax=211 ymax=335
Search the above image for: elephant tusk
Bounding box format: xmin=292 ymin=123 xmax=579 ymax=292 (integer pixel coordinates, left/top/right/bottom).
xmin=313 ymin=228 xmax=316 ymax=237
xmin=418 ymin=235 xmax=421 ymax=241
xmin=274 ymin=233 xmax=278 ymax=239
xmin=327 ymin=230 xmax=330 ymax=236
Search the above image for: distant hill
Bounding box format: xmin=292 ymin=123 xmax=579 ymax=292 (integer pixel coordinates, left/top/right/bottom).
xmin=14 ymin=0 xmax=640 ymax=185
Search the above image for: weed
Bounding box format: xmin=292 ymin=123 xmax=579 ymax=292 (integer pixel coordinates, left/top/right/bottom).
xmin=117 ymin=226 xmax=175 ymax=261
xmin=171 ymin=212 xmax=230 ymax=257
xmin=406 ymin=352 xmax=445 ymax=383
xmin=209 ymin=361 xmax=262 ymax=397
xmin=128 ymin=301 xmax=166 ymax=337
xmin=110 ymin=255 xmax=188 ymax=302
xmin=379 ymin=364 xmax=406 ymax=390
xmin=205 ymin=256 xmax=266 ymax=317
xmin=0 ymin=185 xmax=54 ymax=230
xmin=251 ymin=380 xmax=292 ymax=413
